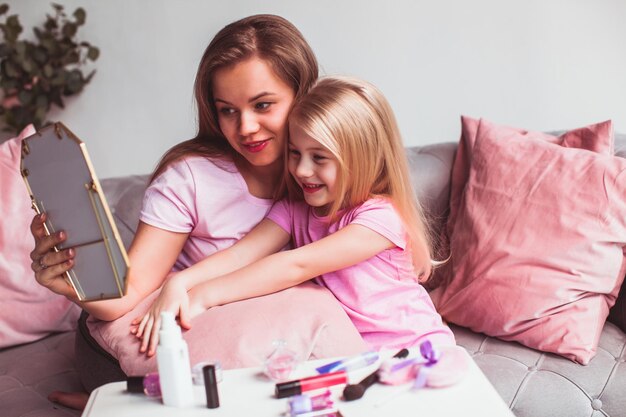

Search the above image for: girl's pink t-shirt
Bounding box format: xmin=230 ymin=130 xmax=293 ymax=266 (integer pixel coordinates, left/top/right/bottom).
xmin=140 ymin=156 xmax=273 ymax=271
xmin=267 ymin=197 xmax=455 ymax=350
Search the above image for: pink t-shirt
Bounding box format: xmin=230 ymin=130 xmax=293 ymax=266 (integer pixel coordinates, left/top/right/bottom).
xmin=267 ymin=198 xmax=455 ymax=350
xmin=140 ymin=156 xmax=273 ymax=271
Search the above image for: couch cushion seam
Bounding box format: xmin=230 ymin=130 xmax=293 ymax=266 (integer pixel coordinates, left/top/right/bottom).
xmin=595 ymin=342 xmax=626 ymax=402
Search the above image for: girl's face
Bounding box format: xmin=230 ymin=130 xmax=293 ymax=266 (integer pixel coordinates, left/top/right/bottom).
xmin=212 ymin=57 xmax=295 ymax=170
xmin=288 ymin=124 xmax=339 ymax=215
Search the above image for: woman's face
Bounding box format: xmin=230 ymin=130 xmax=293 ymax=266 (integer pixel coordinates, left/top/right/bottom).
xmin=212 ymin=57 xmax=295 ymax=170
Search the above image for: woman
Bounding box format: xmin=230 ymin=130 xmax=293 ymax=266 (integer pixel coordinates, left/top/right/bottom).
xmin=30 ymin=14 xmax=317 ymax=320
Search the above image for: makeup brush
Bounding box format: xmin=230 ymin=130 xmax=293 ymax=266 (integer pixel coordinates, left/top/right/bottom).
xmin=342 ymin=348 xmax=409 ymax=401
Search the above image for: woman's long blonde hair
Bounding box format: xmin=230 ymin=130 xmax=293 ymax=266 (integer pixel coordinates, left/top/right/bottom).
xmin=286 ymin=76 xmax=434 ymax=281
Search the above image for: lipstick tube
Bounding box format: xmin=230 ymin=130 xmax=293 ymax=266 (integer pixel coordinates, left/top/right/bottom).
xmin=203 ymin=364 xmax=220 ymax=409
xmin=275 ymin=371 xmax=348 ymax=399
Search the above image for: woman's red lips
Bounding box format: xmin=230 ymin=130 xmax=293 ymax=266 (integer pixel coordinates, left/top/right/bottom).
xmin=243 ymin=139 xmax=270 ymax=153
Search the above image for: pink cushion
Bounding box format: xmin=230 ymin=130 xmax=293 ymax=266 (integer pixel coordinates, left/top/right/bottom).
xmin=434 ymin=117 xmax=626 ymax=364
xmin=0 ymin=126 xmax=81 ymax=348
xmin=446 ymin=116 xmax=614 ymax=239
xmin=87 ymin=281 xmax=367 ymax=376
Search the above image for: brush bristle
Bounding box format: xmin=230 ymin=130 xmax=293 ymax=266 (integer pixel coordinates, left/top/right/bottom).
xmin=343 ymin=384 xmax=366 ymax=401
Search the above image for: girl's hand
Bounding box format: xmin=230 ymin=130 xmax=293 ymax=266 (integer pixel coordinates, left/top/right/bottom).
xmin=130 ymin=277 xmax=191 ymax=356
xmin=187 ymin=286 xmax=211 ymax=319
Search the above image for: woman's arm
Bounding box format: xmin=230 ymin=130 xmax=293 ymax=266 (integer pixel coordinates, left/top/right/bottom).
xmin=31 ymin=214 xmax=189 ymax=321
xmin=189 ymin=223 xmax=396 ymax=311
xmin=82 ymin=222 xmax=189 ymax=321
xmin=134 ymin=218 xmax=291 ymax=355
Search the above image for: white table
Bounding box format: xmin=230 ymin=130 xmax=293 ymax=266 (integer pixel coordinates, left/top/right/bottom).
xmin=82 ymin=351 xmax=514 ymax=417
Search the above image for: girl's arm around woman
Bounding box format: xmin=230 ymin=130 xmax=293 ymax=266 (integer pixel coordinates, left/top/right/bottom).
xmin=188 ymin=220 xmax=396 ymax=313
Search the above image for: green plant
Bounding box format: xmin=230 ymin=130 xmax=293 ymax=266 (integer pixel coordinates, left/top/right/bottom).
xmin=0 ymin=3 xmax=99 ymax=133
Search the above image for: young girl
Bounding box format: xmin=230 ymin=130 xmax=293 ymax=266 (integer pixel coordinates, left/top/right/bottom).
xmin=135 ymin=76 xmax=455 ymax=352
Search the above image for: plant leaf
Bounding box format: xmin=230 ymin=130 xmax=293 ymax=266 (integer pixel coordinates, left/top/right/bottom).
xmin=64 ymin=69 xmax=83 ymax=94
xmin=1 ymin=2 xmax=98 ymax=131
xmin=5 ymin=15 xmax=22 ymax=42
xmin=65 ymin=50 xmax=80 ymax=65
xmin=6 ymin=14 xmax=21 ymax=30
xmin=0 ymin=78 xmax=18 ymax=90
xmin=85 ymin=69 xmax=96 ymax=83
xmin=87 ymin=46 xmax=99 ymax=61
xmin=15 ymin=39 xmax=25 ymax=56
xmin=35 ymin=94 xmax=49 ymax=111
xmin=43 ymin=64 xmax=54 ymax=78
xmin=18 ymin=90 xmax=33 ymax=105
xmin=32 ymin=47 xmax=47 ymax=65
xmin=5 ymin=60 xmax=19 ymax=77
xmin=51 ymin=73 xmax=65 ymax=87
xmin=40 ymin=38 xmax=56 ymax=54
xmin=44 ymin=16 xmax=57 ymax=31
xmin=21 ymin=58 xmax=34 ymax=74
xmin=62 ymin=22 xmax=77 ymax=38
xmin=34 ymin=106 xmax=47 ymax=127
xmin=50 ymin=89 xmax=64 ymax=108
xmin=73 ymin=8 xmax=86 ymax=25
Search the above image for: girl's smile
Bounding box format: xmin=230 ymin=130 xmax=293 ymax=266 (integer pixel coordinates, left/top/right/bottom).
xmin=301 ymin=182 xmax=325 ymax=194
xmin=288 ymin=124 xmax=339 ymax=214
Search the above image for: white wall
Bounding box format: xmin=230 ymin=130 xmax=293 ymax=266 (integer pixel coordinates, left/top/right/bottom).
xmin=6 ymin=0 xmax=626 ymax=178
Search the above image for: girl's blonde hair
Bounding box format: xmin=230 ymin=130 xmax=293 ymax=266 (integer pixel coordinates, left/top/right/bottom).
xmin=287 ymin=76 xmax=433 ymax=281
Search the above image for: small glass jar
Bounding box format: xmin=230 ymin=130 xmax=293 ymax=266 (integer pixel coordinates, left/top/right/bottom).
xmin=263 ymin=339 xmax=299 ymax=381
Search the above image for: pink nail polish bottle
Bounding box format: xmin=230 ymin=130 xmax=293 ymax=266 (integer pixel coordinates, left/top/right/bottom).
xmin=288 ymin=390 xmax=334 ymax=416
xmin=127 ymin=372 xmax=161 ymax=397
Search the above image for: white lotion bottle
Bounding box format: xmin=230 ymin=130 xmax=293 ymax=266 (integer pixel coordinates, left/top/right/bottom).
xmin=156 ymin=311 xmax=195 ymax=407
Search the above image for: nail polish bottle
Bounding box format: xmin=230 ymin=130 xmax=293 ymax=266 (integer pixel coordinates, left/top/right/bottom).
xmin=288 ymin=390 xmax=334 ymax=416
xmin=127 ymin=372 xmax=161 ymax=397
xmin=264 ymin=339 xmax=298 ymax=381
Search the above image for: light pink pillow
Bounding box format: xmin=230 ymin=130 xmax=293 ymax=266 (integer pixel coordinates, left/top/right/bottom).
xmin=446 ymin=116 xmax=614 ymax=239
xmin=88 ymin=281 xmax=367 ymax=376
xmin=435 ymin=118 xmax=626 ymax=364
xmin=0 ymin=126 xmax=81 ymax=348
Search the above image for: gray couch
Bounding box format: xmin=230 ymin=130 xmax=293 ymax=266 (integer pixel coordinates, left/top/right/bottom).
xmin=2 ymin=137 xmax=625 ymax=417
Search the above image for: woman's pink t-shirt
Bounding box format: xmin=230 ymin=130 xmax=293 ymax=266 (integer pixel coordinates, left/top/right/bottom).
xmin=140 ymin=156 xmax=273 ymax=271
xmin=267 ymin=197 xmax=455 ymax=350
